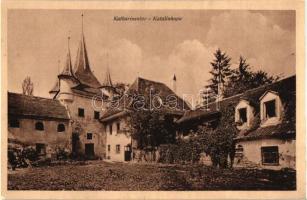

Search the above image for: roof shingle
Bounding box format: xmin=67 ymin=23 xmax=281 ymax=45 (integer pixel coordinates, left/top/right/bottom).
xmin=8 ymin=92 xmax=69 ymax=120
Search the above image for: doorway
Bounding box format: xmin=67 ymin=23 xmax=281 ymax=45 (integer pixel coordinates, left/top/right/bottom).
xmin=124 ymin=145 xmax=131 ymax=161
xmin=72 ymin=132 xmax=80 ymax=157
xmin=85 ymin=143 xmax=95 ymax=159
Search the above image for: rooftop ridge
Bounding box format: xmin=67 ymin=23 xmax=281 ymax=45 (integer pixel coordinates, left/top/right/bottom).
xmin=8 ymin=92 xmax=57 ymax=101
xmin=198 ymin=75 xmax=295 ymax=110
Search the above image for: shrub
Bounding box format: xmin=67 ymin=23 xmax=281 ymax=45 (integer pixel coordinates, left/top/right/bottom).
xmin=22 ymin=146 xmax=39 ymax=161
xmin=55 ymin=147 xmax=69 ymax=160
xmin=158 ymin=138 xmax=203 ymax=164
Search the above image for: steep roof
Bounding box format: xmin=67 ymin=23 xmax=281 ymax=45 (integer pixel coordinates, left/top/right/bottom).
xmin=73 ymin=32 xmax=101 ymax=88
xmin=8 ymin=92 xmax=69 ymax=120
xmin=101 ymin=67 xmax=113 ymax=88
xmin=177 ymin=75 xmax=296 ymax=140
xmin=100 ymin=77 xmax=191 ymax=120
xmin=58 ymin=37 xmax=76 ymax=79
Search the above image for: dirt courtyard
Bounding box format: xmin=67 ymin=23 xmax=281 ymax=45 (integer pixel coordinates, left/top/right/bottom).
xmin=8 ymin=161 xmax=296 ymax=191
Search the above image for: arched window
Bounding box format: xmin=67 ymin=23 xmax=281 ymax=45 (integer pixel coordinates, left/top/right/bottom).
xmin=35 ymin=122 xmax=44 ymax=131
xmin=57 ymin=124 xmax=65 ymax=132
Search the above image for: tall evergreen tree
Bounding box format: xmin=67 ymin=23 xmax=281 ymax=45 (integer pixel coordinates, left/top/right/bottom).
xmin=225 ymin=56 xmax=253 ymax=97
xmin=224 ymin=57 xmax=279 ymax=97
xmin=250 ymin=70 xmax=277 ymax=88
xmin=209 ymin=49 xmax=232 ymax=95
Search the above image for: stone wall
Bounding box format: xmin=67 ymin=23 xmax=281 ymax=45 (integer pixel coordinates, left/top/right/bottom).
xmin=8 ymin=118 xmax=71 ymax=156
xmin=65 ymin=94 xmax=106 ymax=158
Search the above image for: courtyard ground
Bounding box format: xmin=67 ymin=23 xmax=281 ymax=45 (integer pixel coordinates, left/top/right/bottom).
xmin=8 ymin=161 xmax=296 ymax=190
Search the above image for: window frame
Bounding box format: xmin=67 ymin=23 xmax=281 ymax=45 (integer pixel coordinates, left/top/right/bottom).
xmin=35 ymin=121 xmax=44 ymax=131
xmin=116 ymin=144 xmax=120 ymax=154
xmin=235 ymin=100 xmax=253 ymax=129
xmin=94 ymin=111 xmax=100 ymax=120
xmin=264 ymin=99 xmax=277 ymax=119
xmin=78 ymin=108 xmax=85 ymax=117
xmin=87 ymin=133 xmax=93 ymax=140
xmin=238 ymin=107 xmax=247 ymax=123
xmin=261 ymin=146 xmax=279 ymax=166
xmin=109 ymin=124 xmax=113 ymax=135
xmin=107 ymin=145 xmax=111 ymax=152
xmin=116 ymin=122 xmax=120 ymax=134
xmin=260 ymin=91 xmax=282 ymax=126
xmin=57 ymin=123 xmax=65 ymax=132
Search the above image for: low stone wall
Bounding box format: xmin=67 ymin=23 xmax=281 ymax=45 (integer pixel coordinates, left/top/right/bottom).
xmin=132 ymin=149 xmax=160 ymax=163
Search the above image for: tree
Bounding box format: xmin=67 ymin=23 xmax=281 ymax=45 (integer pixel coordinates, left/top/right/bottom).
xmin=22 ymin=76 xmax=34 ymax=95
xmin=249 ymin=70 xmax=278 ymax=88
xmin=232 ymin=56 xmax=252 ymax=83
xmin=196 ymin=106 xmax=237 ymax=168
xmin=127 ymin=110 xmax=176 ymax=150
xmin=223 ymin=57 xmax=279 ymax=97
xmin=209 ymin=49 xmax=232 ymax=95
xmin=224 ymin=56 xmax=253 ymax=97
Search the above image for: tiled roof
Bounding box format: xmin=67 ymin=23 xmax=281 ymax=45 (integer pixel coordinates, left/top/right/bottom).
xmin=8 ymin=92 xmax=69 ymax=120
xmin=101 ymin=67 xmax=113 ymax=87
xmin=73 ymin=33 xmax=101 ymax=88
xmin=100 ymin=77 xmax=190 ymax=120
xmin=59 ymin=38 xmax=75 ymax=78
xmin=177 ymin=75 xmax=296 ymax=139
xmin=176 ymin=109 xmax=220 ymax=124
xmin=71 ymin=85 xmax=102 ymax=97
xmin=235 ymin=122 xmax=295 ymax=141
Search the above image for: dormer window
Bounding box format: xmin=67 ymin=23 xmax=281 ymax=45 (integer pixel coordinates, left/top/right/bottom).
xmin=260 ymin=91 xmax=282 ymax=126
xmin=264 ymin=100 xmax=276 ymax=118
xmin=238 ymin=108 xmax=247 ymax=123
xmin=235 ymin=99 xmax=254 ymax=130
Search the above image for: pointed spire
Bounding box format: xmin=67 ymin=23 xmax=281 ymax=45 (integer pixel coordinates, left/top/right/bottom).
xmin=73 ymin=13 xmax=101 ymax=88
xmin=172 ymin=73 xmax=177 ymax=93
xmin=173 ymin=74 xmax=176 ymax=81
xmin=59 ymin=36 xmax=74 ymax=77
xmin=74 ymin=13 xmax=90 ymax=72
xmin=81 ymin=13 xmax=84 ymax=35
xmin=102 ymin=66 xmax=113 ymax=87
xmin=49 ymin=60 xmax=61 ymax=94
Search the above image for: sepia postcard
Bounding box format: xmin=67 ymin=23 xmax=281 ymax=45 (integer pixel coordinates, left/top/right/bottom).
xmin=1 ymin=0 xmax=305 ymax=199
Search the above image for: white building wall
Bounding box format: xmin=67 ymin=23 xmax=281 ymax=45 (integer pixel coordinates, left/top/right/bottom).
xmin=235 ymin=138 xmax=295 ymax=170
xmin=57 ymin=92 xmax=106 ymax=158
xmin=105 ymin=118 xmax=131 ymax=162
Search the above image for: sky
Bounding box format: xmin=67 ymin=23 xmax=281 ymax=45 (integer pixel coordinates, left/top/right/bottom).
xmin=7 ymin=10 xmax=295 ymax=102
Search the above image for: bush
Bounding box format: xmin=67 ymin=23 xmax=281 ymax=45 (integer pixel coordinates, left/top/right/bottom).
xmin=22 ymin=146 xmax=39 ymax=161
xmin=158 ymin=139 xmax=202 ymax=164
xmin=55 ymin=147 xmax=69 ymax=160
xmin=8 ymin=146 xmax=39 ymax=169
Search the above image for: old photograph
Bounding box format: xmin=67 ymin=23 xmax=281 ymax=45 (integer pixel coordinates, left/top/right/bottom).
xmin=2 ymin=2 xmax=305 ymax=198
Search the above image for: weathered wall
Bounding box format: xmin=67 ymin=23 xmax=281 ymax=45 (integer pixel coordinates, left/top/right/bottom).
xmin=234 ymin=138 xmax=295 ymax=170
xmin=64 ymin=94 xmax=106 ymax=158
xmin=105 ymin=117 xmax=131 ymax=162
xmin=8 ymin=118 xmax=71 ymax=152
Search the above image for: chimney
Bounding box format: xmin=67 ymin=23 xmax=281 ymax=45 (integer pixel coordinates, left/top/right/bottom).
xmin=172 ymin=74 xmax=177 ymax=93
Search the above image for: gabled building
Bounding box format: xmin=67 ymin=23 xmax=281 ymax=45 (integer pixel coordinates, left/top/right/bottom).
xmin=8 ymin=92 xmax=71 ymax=157
xmin=100 ymin=76 xmax=190 ymax=162
xmin=48 ymin=22 xmax=109 ymax=159
xmin=9 ymin=17 xmax=112 ymax=160
xmin=176 ymin=76 xmax=296 ymax=169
